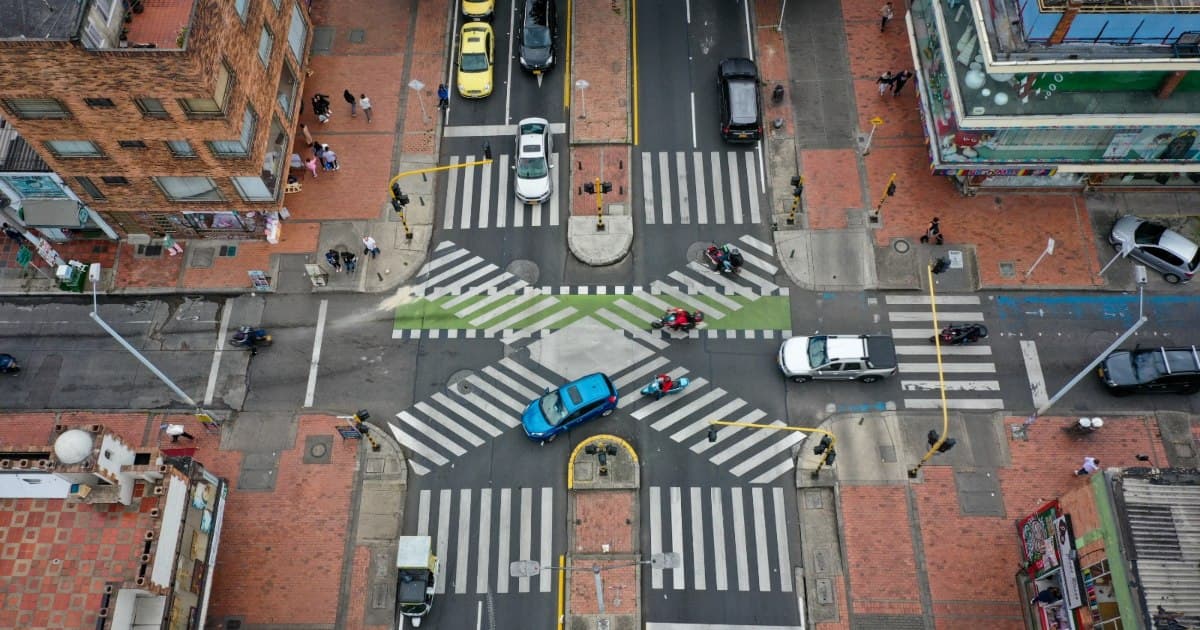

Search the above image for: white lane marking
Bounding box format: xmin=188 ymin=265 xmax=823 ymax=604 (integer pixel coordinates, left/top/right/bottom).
xmin=443 ymin=155 xmax=459 ymax=230
xmin=611 ymin=356 xmax=671 ymax=389
xmin=611 ymin=298 xmax=660 ymax=326
xmin=539 ymin=487 xmax=553 ymax=593
xmin=667 ymin=272 xmax=743 ymax=311
xmin=484 ymin=365 xmax=537 ymax=402
xmin=669 ymin=399 xmax=746 ymax=443
xmin=731 ymin=487 xmax=750 ymax=591
xmin=462 ymin=287 xmax=532 ymax=320
xmin=738 ymin=234 xmax=773 ymax=256
xmin=755 ymin=141 xmax=766 ymax=194
xmin=478 ymin=158 xmax=493 ymax=229
xmin=659 ymin=152 xmax=673 ymax=225
xmin=303 ymin=300 xmax=328 ymax=407
xmin=750 ymin=458 xmax=795 ymax=485
xmin=650 ymin=389 xmax=728 ymax=432
xmin=496 ymin=153 xmax=510 ymax=228
xmin=899 ymin=362 xmax=997 ymax=373
xmin=730 ymin=267 xmax=779 ymax=293
xmin=728 ymin=152 xmax=744 ymax=224
xmin=503 ymin=4 xmax=516 ymax=124
xmin=443 ymin=274 xmax=520 ymax=309
xmin=642 ymin=152 xmax=656 ymax=225
xmin=693 ymin=152 xmax=708 ymax=225
xmin=387 ymin=423 xmax=448 ymax=465
xmin=709 ymin=419 xmax=787 ymax=465
xmin=904 ymin=398 xmax=1006 ymax=410
xmin=458 ymin=389 xmax=520 ymax=429
xmin=671 ymin=486 xmax=685 ymax=590
xmin=501 ymin=307 xmax=577 ymax=342
xmin=745 ymin=153 xmax=762 ymax=224
xmin=772 ymin=489 xmax=793 ymax=593
xmin=476 ymin=488 xmax=492 ymax=594
xmin=630 ymin=288 xmax=674 ymax=312
xmin=454 ymin=489 xmax=472 ymax=593
xmin=1021 ymin=339 xmax=1049 ymax=409
xmin=650 ymin=281 xmax=724 ymax=318
xmin=691 ymin=409 xmax=765 ymax=454
xmin=689 ymin=93 xmax=697 ymax=149
xmin=894 ymin=344 xmax=993 ymax=356
xmin=397 ymin=411 xmax=467 ymax=456
xmin=650 ymin=486 xmax=664 ymax=589
xmin=901 ymin=380 xmax=1001 ymax=391
xmin=752 ymin=488 xmax=771 ymax=591
xmin=499 ymin=357 xmax=554 ymax=390
xmin=434 ymin=489 xmax=452 ymax=593
xmin=889 ymin=311 xmax=985 ymax=322
xmin=419 ymin=247 xmax=471 ymax=280
xmin=409 ymin=460 xmax=432 ymax=476
xmin=518 ymin=487 xmax=532 ymax=593
xmin=710 ymin=488 xmax=728 ymax=591
xmin=460 ymin=155 xmax=476 ymax=229
xmin=676 ymin=151 xmax=691 ymax=224
xmin=591 ymin=309 xmax=670 ymax=350
xmin=204 ymin=300 xmax=233 ymax=405
xmin=464 ymin=375 xmax=525 ymax=415
xmin=885 ymin=295 xmax=981 ymax=305
xmin=428 ymin=263 xmax=498 ymax=299
xmin=736 ymin=248 xmax=780 ymax=276
xmin=689 ymin=487 xmax=706 ymax=590
xmin=496 ymin=488 xmax=512 ymax=594
xmin=422 ymin=256 xmax=484 ymax=291
xmin=417 ymin=489 xmax=431 ymax=536
xmin=484 ymin=297 xmax=558 ymax=336
xmin=431 ymin=392 xmax=504 ymax=437
xmin=685 ymin=262 xmax=757 ymax=298
xmin=629 ymin=376 xmax=707 ymax=418
xmin=548 ymin=152 xmax=561 ymax=226
xmin=890 ymin=328 xmax=941 ymax=339
xmin=619 ymin=368 xmax=692 ymax=410
xmin=414 ymin=402 xmax=485 ymax=447
xmin=711 ymin=152 xmax=726 ymax=224
xmin=729 ymin=431 xmax=806 ymax=478
xmin=443 ymin=123 xmax=567 ymax=137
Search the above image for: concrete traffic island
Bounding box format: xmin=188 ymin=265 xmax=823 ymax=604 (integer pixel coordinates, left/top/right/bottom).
xmin=567 ymin=146 xmax=633 ymax=266
xmin=563 ymin=435 xmax=641 ymax=630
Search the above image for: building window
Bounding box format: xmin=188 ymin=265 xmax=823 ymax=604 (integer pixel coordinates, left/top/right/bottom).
xmin=207 ymin=106 xmax=257 ymax=158
xmin=85 ymin=98 xmax=116 ymax=108
xmin=233 ymin=176 xmax=275 ymax=201
xmin=277 ymin=61 xmax=299 ymax=117
xmin=3 ymin=98 xmax=71 ymax=120
xmin=235 ymin=0 xmax=249 ymax=20
xmin=75 ymin=177 xmax=106 ymax=200
xmin=45 ymin=140 xmax=103 ymax=157
xmin=101 ymin=176 xmax=129 ymax=185
xmin=135 ymin=97 xmax=170 ymax=119
xmin=180 ymin=62 xmax=234 ymax=117
xmin=259 ymin=26 xmax=274 ymax=67
xmin=166 ymin=140 xmax=196 ymax=157
xmin=184 ymin=211 xmax=250 ymax=232
xmin=287 ymin=4 xmax=309 ymax=62
xmin=118 ymin=140 xmax=147 ymax=149
xmin=154 ymin=177 xmax=223 ymax=202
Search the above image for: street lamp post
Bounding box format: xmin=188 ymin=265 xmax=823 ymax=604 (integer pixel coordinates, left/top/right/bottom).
xmin=575 ymin=79 xmax=590 ymax=119
xmin=510 ymin=553 xmax=680 ymax=614
xmin=408 ymin=79 xmax=430 ymax=123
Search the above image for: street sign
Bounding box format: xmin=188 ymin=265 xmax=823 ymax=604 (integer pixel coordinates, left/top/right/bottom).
xmin=870 ymin=116 xmax=884 ymax=126
xmin=16 ymin=245 xmax=32 ymax=267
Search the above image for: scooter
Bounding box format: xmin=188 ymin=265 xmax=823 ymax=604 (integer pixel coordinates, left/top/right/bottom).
xmin=0 ymin=353 xmax=20 ymax=374
xmin=704 ymin=244 xmax=744 ymax=275
xmin=641 ymin=376 xmax=691 ymax=399
xmin=651 ymin=309 xmax=704 ymax=331
xmin=230 ymin=326 xmax=272 ymax=353
xmin=929 ymin=323 xmax=988 ymax=345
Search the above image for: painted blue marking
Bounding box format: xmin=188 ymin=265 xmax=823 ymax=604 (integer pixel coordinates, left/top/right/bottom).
xmin=834 ymin=401 xmax=891 ymax=413
xmin=995 ymin=294 xmax=1200 ymax=326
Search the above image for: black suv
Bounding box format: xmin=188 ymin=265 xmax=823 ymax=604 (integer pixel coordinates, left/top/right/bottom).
xmin=717 ymin=58 xmax=763 ymax=143
xmin=1098 ymin=345 xmax=1200 ymax=395
xmin=519 ymin=0 xmax=557 ymax=73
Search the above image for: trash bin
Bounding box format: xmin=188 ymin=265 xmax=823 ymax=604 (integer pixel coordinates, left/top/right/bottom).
xmin=56 ymin=262 xmax=87 ymax=293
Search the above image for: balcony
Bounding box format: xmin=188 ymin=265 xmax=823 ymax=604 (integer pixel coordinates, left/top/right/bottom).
xmin=122 ymin=0 xmax=197 ymax=50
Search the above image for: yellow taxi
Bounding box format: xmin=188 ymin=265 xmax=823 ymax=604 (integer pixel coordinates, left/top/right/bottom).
xmin=462 ymin=0 xmax=494 ymax=20
xmin=457 ymin=23 xmax=494 ymax=99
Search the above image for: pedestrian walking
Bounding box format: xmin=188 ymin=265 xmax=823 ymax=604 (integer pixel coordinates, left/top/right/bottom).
xmin=325 ymin=249 xmax=342 ymax=272
xmin=920 ymin=217 xmax=943 ymax=244
xmin=892 ymin=69 xmax=914 ymax=96
xmin=1075 ymin=456 xmax=1100 ymax=476
xmin=300 ymin=123 xmax=313 ymax=146
xmin=2 ymin=223 xmax=22 ymax=243
xmin=161 ymin=423 xmax=195 ymax=443
xmin=437 ymin=84 xmax=449 ymax=110
xmin=343 ymin=89 xmax=357 ymax=117
xmin=305 ymin=154 xmax=320 ymax=178
xmin=362 ymin=235 xmax=381 ymax=259
xmin=322 ymin=148 xmax=339 ymax=171
xmin=880 ymin=2 xmax=894 ymax=31
xmin=359 ymin=94 xmax=373 ymax=122
xmin=341 ymin=251 xmax=357 ymax=273
xmin=876 ymin=71 xmax=895 ymax=96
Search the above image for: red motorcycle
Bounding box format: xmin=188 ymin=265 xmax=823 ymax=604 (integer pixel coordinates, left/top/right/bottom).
xmin=704 ymin=244 xmax=743 ymax=275
xmin=651 ymin=308 xmax=704 ymax=331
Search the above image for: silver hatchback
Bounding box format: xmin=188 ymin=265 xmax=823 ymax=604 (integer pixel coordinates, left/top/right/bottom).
xmin=1109 ymin=215 xmax=1200 ymax=284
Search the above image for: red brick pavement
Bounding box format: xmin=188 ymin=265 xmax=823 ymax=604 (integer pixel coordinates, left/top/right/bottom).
xmin=570 ymin=146 xmax=631 ymax=217
xmin=570 ymin=0 xmax=631 ymax=143
xmin=828 ymin=415 xmax=1167 ymax=629
xmin=569 ymin=491 xmax=637 ymax=616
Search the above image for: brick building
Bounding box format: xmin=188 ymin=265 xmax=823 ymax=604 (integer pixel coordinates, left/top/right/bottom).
xmin=0 ymin=0 xmax=311 ymax=243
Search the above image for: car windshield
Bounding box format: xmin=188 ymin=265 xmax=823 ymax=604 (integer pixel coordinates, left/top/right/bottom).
xmin=1131 ymin=350 xmax=1168 ymax=383
xmin=525 ymin=25 xmax=551 ymax=47
xmin=517 ymin=156 xmax=548 ymax=178
xmin=1133 ymin=221 xmax=1167 ymax=245
xmin=461 ymin=52 xmax=489 ymax=72
xmin=538 ymin=389 xmax=570 ymax=426
xmin=808 ymin=337 xmax=828 ymax=367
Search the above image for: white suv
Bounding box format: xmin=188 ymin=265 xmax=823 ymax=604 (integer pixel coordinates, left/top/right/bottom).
xmin=513 ymin=118 xmax=553 ymax=204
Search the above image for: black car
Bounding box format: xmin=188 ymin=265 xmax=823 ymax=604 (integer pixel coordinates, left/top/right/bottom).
xmin=1098 ymin=345 xmax=1200 ymax=395
xmin=518 ymin=0 xmax=556 ymax=73
xmin=718 ymin=57 xmax=763 ymax=143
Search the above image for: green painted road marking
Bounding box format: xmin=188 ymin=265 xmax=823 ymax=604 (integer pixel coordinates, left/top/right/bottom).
xmin=395 ymin=292 xmax=791 ymax=332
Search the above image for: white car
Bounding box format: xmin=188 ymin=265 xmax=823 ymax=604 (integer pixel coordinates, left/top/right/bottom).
xmin=513 ymin=117 xmax=553 ymax=204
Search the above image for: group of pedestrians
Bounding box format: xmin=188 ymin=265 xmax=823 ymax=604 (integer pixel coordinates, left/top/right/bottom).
xmin=298 ymin=124 xmax=341 ymax=178
xmin=875 ymin=69 xmax=914 ymax=97
xmin=323 ymin=236 xmax=382 ymax=275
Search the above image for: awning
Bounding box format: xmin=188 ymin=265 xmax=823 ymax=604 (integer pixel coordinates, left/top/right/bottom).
xmin=20 ymin=199 xmax=84 ymax=227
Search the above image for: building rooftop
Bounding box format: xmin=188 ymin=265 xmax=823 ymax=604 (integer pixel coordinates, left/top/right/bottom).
xmin=0 ymin=0 xmax=84 ymax=41
xmin=123 ymin=0 xmax=197 ymax=50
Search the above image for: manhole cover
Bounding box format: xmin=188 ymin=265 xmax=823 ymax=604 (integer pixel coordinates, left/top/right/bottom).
xmin=448 ymin=369 xmax=475 ymax=394
xmin=893 ymin=239 xmax=911 ymax=254
xmin=506 ymin=259 xmax=539 ymax=284
xmin=310 ymin=443 xmax=328 ymax=458
xmin=303 ymin=435 xmax=333 ymax=464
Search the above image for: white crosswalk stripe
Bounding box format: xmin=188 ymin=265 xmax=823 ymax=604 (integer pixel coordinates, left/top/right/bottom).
xmin=440 ymin=152 xmax=564 ymax=229
xmin=636 ymin=150 xmax=763 ymax=225
xmin=645 ymin=486 xmax=793 ymax=592
xmin=885 ymin=294 xmax=1003 ymax=411
xmin=414 ymin=487 xmax=557 ymax=596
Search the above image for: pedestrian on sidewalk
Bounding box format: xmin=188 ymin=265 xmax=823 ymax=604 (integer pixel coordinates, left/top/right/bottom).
xmin=325 ymin=249 xmax=342 ymax=272
xmin=300 ymin=123 xmax=314 ymax=146
xmin=876 ymin=71 xmax=895 ymax=96
xmin=343 ymin=89 xmax=357 ymax=117
xmin=880 ymin=2 xmax=894 ymax=32
xmin=1075 ymin=456 xmax=1100 ymax=476
xmin=920 ymin=217 xmax=942 ymax=244
xmin=161 ymin=423 xmax=195 ymax=443
xmin=362 ymin=235 xmax=381 ymax=259
xmin=359 ymin=94 xmax=373 ymax=122
xmin=305 ymin=154 xmax=320 ymax=178
xmin=2 ymin=223 xmax=22 ymax=243
xmin=322 ymin=148 xmax=339 ymax=171
xmin=437 ymin=84 xmax=449 ymax=110
xmin=341 ymin=250 xmax=357 ymax=273
xmin=892 ymin=69 xmax=914 ymax=96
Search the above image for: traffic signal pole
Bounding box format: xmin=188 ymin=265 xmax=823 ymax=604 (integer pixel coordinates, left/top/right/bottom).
xmin=386 ymin=158 xmax=494 ymax=239
xmin=707 ymin=420 xmax=837 ymax=479
xmin=908 ymin=261 xmax=954 ymax=478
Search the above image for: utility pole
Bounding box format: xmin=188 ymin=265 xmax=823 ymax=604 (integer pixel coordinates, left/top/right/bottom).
xmin=872 ymin=173 xmax=897 ymax=222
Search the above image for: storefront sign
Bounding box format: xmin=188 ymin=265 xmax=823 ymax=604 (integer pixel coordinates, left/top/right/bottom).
xmin=1018 ymin=501 xmax=1060 ymax=577
xmin=931 ymin=166 xmax=1058 ymax=177
xmin=1055 ymin=515 xmax=1084 ymax=610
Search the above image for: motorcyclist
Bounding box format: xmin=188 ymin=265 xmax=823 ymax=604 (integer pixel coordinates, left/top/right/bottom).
xmin=671 ymin=308 xmax=691 ymax=329
xmin=656 ymin=373 xmax=673 ymax=393
xmin=234 ymin=326 xmax=262 ymax=355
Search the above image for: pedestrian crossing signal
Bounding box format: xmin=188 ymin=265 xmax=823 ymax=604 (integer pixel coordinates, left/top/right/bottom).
xmin=601 ymin=182 xmax=612 ymax=193
xmin=927 ymin=429 xmax=956 ymax=453
xmin=886 ymin=181 xmax=897 ymax=196
xmin=583 ymin=182 xmax=596 ymax=194
xmin=813 ymin=435 xmax=832 ymax=455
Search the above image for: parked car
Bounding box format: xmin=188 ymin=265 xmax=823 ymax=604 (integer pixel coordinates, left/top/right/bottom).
xmin=717 ymin=58 xmax=763 ymax=144
xmin=513 ymin=117 xmax=554 ymax=204
xmin=462 ymin=0 xmax=494 ymax=20
xmin=1097 ymin=345 xmax=1200 ymax=395
xmin=521 ymin=373 xmax=618 ymax=442
xmin=778 ymin=335 xmax=898 ymax=383
xmin=1109 ymin=215 xmax=1199 ymax=284
xmin=457 ymin=23 xmax=494 ymax=98
xmin=518 ymin=0 xmax=557 ymax=73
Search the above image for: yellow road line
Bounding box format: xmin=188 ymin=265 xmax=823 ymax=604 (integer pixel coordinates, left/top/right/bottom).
xmin=564 ymin=0 xmax=573 ymax=112
xmin=631 ymin=0 xmax=639 ymax=145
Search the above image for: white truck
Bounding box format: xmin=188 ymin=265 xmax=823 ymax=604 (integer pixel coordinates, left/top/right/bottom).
xmin=778 ymin=334 xmax=898 ymax=383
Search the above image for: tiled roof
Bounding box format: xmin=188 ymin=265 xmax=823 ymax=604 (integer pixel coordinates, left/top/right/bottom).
xmin=0 ymin=0 xmax=84 ymax=41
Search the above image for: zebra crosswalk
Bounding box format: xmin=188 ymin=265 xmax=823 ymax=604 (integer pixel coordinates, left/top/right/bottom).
xmin=638 ymin=150 xmax=765 ymax=226
xmin=387 ymin=350 xmax=798 ymax=483
xmin=410 ymin=485 xmax=794 ymax=597
xmin=885 ymin=294 xmax=1003 ymax=410
xmin=441 ymin=153 xmax=562 ymax=230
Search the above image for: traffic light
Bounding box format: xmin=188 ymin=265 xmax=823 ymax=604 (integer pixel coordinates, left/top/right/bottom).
xmin=389 ymin=183 xmax=409 ymax=211
xmin=927 ymin=429 xmax=956 ymax=453
xmin=886 ymin=180 xmax=897 ymax=196
xmin=583 ymin=181 xmax=596 ymax=194
xmin=813 ymin=435 xmax=832 ymax=455
xmin=601 ymin=182 xmax=612 ymax=193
